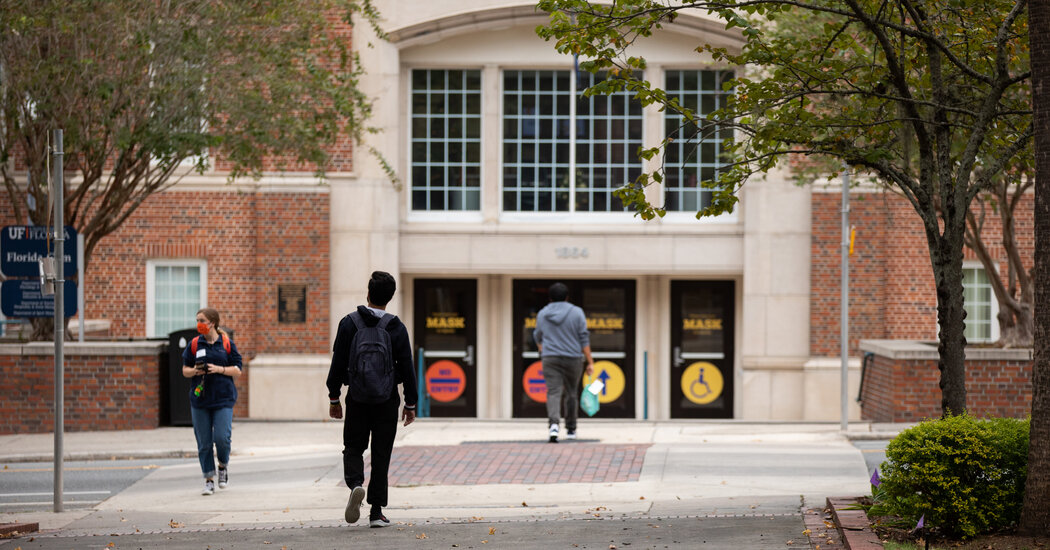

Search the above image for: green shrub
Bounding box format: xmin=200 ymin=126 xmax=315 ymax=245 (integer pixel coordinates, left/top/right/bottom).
xmin=875 ymin=415 xmax=1029 ymax=539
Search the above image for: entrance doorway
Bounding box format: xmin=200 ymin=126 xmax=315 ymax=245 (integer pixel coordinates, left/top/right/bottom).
xmin=512 ymin=279 xmax=636 ymax=418
xmin=414 ymin=279 xmax=477 ymax=417
xmin=670 ymin=280 xmax=735 ymax=418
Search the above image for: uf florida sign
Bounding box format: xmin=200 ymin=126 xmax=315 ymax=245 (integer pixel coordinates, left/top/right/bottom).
xmin=1 ymin=225 xmax=77 ymax=277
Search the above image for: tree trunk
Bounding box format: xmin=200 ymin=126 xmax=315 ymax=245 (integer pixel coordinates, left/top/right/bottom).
xmin=1019 ymin=0 xmax=1050 ymax=535
xmin=930 ymin=228 xmax=969 ymax=416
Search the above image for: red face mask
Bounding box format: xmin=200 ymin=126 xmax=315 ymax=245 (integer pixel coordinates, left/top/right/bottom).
xmin=196 ymin=322 xmax=209 ymax=335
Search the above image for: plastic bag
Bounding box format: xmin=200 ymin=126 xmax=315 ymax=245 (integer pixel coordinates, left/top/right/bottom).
xmin=580 ymin=379 xmax=603 ymax=417
xmin=580 ymin=388 xmax=599 ymax=417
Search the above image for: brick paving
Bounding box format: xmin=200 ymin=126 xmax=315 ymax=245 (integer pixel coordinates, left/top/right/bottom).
xmin=367 ymin=443 xmax=651 ymax=486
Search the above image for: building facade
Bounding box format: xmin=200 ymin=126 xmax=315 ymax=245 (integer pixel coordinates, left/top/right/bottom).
xmin=2 ymin=1 xmax=1033 ymax=428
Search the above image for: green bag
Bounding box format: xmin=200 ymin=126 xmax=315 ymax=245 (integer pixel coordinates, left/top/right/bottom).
xmin=580 ymin=386 xmax=600 ymax=417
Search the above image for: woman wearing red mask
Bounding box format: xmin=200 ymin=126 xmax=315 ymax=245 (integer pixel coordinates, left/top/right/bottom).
xmin=181 ymin=307 xmax=242 ymax=495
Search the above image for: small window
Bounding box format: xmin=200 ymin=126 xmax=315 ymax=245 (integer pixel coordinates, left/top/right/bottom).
xmin=962 ymin=265 xmax=998 ymax=343
xmin=147 ymin=259 xmax=207 ymax=338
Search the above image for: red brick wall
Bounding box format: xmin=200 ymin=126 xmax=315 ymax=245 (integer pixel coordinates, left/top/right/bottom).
xmin=2 ymin=189 xmax=331 ymax=420
xmin=811 ymin=191 xmax=1035 ymax=355
xmin=858 ymin=353 xmax=1033 ymax=422
xmin=0 ymin=349 xmax=163 ymax=434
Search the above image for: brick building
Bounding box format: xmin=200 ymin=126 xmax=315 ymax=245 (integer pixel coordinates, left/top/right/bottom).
xmin=0 ymin=1 xmax=1033 ymax=431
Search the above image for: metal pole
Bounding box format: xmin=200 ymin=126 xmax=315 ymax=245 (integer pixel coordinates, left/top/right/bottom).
xmin=52 ymin=129 xmax=65 ymax=512
xmin=643 ymin=351 xmax=648 ymax=420
xmin=840 ymin=164 xmax=850 ymax=432
xmin=77 ymin=233 xmax=84 ymax=342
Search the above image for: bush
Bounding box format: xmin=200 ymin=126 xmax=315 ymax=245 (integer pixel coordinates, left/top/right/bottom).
xmin=875 ymin=415 xmax=1029 ymax=539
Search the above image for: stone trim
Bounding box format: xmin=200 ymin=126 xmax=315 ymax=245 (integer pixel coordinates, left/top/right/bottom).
xmin=0 ymin=342 xmax=166 ymax=356
xmin=858 ymin=339 xmax=1032 ymax=361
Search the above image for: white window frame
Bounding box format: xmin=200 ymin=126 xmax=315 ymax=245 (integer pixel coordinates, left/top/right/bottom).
xmin=146 ymin=259 xmax=208 ymax=338
xmin=962 ymin=261 xmax=999 ymax=343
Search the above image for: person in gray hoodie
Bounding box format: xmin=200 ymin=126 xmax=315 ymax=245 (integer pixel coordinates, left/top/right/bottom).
xmin=533 ymin=282 xmax=594 ymax=442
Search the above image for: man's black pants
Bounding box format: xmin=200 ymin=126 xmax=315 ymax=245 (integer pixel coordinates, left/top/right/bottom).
xmin=343 ymin=395 xmax=400 ymax=508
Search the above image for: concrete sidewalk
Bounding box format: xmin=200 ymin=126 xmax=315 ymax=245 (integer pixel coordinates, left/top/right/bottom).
xmin=0 ymin=419 xmax=905 ymax=548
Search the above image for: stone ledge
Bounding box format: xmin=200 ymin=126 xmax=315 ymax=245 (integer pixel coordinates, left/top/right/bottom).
xmin=859 ymin=339 xmax=1033 ymax=361
xmin=827 ymin=496 xmax=884 ymax=550
xmin=0 ymin=341 xmax=166 ymax=356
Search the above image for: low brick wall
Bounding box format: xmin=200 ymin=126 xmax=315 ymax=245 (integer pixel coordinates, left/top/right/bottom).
xmin=0 ymin=342 xmax=166 ymax=434
xmin=858 ymin=340 xmax=1033 ymax=422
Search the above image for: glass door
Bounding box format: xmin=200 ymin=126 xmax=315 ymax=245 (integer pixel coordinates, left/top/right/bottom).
xmin=512 ymin=279 xmax=635 ymax=418
xmin=414 ymin=279 xmax=477 ymax=417
xmin=670 ymin=280 xmax=735 ymax=418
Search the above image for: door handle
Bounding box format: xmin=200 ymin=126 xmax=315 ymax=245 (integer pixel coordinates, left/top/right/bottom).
xmin=465 ymin=345 xmax=475 ymax=367
xmin=673 ymin=346 xmax=684 ymax=368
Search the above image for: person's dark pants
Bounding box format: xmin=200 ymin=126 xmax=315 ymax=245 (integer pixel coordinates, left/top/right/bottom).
xmin=343 ymin=395 xmax=400 ymax=508
xmin=542 ymin=355 xmax=584 ymax=432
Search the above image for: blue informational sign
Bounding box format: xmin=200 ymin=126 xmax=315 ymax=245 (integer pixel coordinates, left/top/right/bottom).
xmin=1 ymin=280 xmax=77 ymax=318
xmin=1 ymin=225 xmax=78 ymax=277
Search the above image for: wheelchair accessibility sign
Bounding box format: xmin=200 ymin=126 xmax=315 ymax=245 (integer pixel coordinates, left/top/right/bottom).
xmin=681 ymin=362 xmax=724 ymax=405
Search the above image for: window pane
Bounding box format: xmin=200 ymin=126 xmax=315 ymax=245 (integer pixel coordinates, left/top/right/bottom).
xmin=154 ymin=265 xmax=202 ymax=336
xmin=410 ymin=69 xmax=483 ymax=211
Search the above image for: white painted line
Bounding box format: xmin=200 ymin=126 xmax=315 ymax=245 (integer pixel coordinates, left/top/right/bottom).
xmin=0 ymin=490 xmax=111 ymax=497
xmin=0 ymin=501 xmax=98 ymax=506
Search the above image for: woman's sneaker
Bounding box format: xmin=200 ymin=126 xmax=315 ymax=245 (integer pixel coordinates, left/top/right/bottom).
xmin=565 ymin=430 xmax=577 ymax=440
xmin=217 ymin=467 xmax=228 ymax=489
xmin=201 ymin=479 xmax=215 ymax=496
xmin=548 ymin=423 xmax=559 ymax=443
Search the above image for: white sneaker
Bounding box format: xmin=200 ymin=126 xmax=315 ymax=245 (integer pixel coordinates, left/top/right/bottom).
xmin=548 ymin=423 xmax=559 ymax=443
xmin=217 ymin=467 xmax=228 ymax=489
xmin=201 ymin=479 xmax=215 ymax=495
xmin=565 ymin=430 xmax=577 ymax=440
xmin=345 ymin=486 xmax=366 ymax=523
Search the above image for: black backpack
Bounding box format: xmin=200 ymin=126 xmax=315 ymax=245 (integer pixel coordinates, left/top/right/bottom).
xmin=347 ymin=311 xmax=395 ymax=404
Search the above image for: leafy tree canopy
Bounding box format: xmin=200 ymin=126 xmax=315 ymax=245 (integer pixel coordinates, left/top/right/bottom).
xmin=1 ymin=0 xmax=386 ymax=267
xmin=537 ymin=0 xmax=1031 ymax=416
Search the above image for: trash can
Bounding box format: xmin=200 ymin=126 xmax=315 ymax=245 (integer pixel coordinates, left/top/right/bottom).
xmin=164 ymin=328 xmax=200 ymax=426
xmin=163 ymin=327 xmax=236 ymax=426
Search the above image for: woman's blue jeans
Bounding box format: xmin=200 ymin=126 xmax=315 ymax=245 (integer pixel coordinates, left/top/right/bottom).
xmin=190 ymin=406 xmax=233 ymax=479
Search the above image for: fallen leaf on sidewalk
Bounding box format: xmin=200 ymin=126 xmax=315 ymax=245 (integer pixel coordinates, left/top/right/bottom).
xmin=168 ymin=520 xmax=184 ymax=528
xmin=639 ymin=496 xmax=645 ymax=500
xmin=416 ymin=533 xmax=427 ymax=539
xmin=489 ymin=527 xmax=496 ymax=535
xmin=522 ymin=501 xmax=528 ymax=507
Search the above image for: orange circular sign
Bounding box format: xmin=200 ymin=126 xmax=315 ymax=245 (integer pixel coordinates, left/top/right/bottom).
xmin=425 ymin=360 xmax=466 ymax=403
xmin=522 ymin=361 xmax=547 ymax=403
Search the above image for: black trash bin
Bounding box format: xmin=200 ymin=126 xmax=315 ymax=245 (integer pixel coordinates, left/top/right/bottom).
xmin=165 ymin=328 xmax=200 ymax=426
xmin=163 ymin=327 xmax=236 ymax=426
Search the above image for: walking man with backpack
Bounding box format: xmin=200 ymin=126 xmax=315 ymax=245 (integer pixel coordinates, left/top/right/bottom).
xmin=327 ymin=271 xmax=418 ymax=528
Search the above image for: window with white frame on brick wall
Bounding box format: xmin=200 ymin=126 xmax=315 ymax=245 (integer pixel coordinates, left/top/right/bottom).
xmin=962 ymin=262 xmax=998 ymax=343
xmin=146 ymin=259 xmax=208 ymax=338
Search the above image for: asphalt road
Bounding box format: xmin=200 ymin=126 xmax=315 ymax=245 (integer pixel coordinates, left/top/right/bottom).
xmin=850 ymin=440 xmax=890 ymax=479
xmin=0 ymin=459 xmax=188 ymax=513
xmin=5 ymin=514 xmax=811 ymax=550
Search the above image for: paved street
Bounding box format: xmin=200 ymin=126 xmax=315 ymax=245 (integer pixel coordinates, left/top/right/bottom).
xmin=0 ymin=420 xmax=900 ymax=548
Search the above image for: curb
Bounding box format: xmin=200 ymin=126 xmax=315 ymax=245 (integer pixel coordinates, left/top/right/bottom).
xmin=827 ymin=496 xmax=883 ymax=550
xmin=1 ymin=450 xmax=197 ymax=463
xmin=0 ymin=522 xmax=39 ymax=537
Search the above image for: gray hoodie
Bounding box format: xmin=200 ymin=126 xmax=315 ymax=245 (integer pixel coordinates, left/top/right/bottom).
xmin=534 ymin=301 xmax=590 ymax=358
